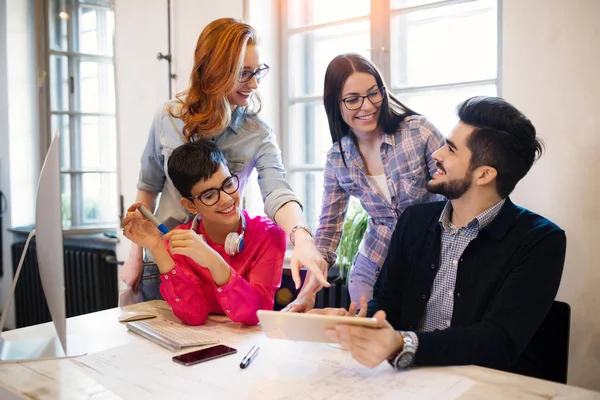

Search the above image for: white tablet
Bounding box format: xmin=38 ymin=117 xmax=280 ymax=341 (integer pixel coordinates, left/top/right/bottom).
xmin=257 ymin=310 xmax=379 ymax=343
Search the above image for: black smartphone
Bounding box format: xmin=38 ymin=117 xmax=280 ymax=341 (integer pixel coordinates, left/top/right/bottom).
xmin=172 ymin=345 xmax=237 ymax=366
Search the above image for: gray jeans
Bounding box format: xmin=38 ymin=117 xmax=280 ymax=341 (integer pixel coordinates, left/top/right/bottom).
xmin=348 ymin=252 xmax=379 ymax=304
xmin=140 ymin=263 xmax=164 ymax=301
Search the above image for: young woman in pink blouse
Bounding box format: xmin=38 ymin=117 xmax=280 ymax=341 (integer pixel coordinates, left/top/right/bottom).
xmin=121 ymin=141 xmax=286 ymax=325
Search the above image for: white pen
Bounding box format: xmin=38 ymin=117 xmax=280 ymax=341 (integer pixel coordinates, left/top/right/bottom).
xmin=239 ymin=345 xmax=259 ymax=369
xmin=138 ymin=204 xmax=169 ymax=234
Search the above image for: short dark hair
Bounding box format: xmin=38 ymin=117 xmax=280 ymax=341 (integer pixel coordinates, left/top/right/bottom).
xmin=323 ymin=53 xmax=417 ymax=167
xmin=458 ymin=96 xmax=544 ymax=198
xmin=167 ymin=140 xmax=229 ymax=198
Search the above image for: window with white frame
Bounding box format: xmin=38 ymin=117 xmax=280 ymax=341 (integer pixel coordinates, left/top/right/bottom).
xmin=47 ymin=0 xmax=117 ymax=230
xmin=281 ymin=0 xmax=498 ymax=230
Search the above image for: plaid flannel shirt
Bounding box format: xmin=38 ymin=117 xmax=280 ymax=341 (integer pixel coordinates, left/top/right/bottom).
xmin=315 ymin=116 xmax=445 ymax=270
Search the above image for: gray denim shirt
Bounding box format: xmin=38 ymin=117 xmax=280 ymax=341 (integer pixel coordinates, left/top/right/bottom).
xmin=137 ymin=99 xmax=300 ymax=229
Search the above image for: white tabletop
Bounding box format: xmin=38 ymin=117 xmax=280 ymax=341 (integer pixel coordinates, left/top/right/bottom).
xmin=0 ymin=300 xmax=598 ymax=400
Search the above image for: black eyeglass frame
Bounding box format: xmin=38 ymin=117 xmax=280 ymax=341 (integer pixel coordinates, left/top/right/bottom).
xmin=339 ymin=86 xmax=386 ymax=111
xmin=187 ymin=175 xmax=240 ymax=207
xmin=238 ymin=64 xmax=270 ymax=83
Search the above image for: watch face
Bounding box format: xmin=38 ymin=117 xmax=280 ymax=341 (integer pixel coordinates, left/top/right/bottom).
xmin=397 ymin=352 xmax=415 ymax=369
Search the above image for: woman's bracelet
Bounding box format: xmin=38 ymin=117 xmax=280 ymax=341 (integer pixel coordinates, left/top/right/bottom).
xmin=289 ymin=225 xmax=313 ymax=246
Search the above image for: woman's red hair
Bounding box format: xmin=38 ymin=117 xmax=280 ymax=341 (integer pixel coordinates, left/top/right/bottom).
xmin=170 ymin=18 xmax=261 ymax=141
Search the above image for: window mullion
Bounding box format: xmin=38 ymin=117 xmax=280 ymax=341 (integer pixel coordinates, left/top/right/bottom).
xmin=370 ymin=0 xmax=391 ymax=84
xmin=68 ymin=0 xmax=83 ymax=227
xmin=280 ymin=0 xmax=290 ymax=175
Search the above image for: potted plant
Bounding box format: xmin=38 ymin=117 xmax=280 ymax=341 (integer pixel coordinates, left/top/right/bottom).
xmin=315 ymin=198 xmax=368 ymax=310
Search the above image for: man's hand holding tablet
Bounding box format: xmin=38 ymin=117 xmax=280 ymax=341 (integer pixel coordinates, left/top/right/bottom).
xmin=257 ymin=297 xmax=378 ymax=343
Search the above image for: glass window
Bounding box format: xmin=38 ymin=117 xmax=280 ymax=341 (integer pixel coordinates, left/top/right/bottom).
xmin=78 ymin=6 xmax=114 ymax=55
xmin=287 ymin=0 xmax=369 ymax=29
xmin=81 ymin=173 xmax=117 ymax=225
xmin=49 ymin=55 xmax=69 ymax=111
xmin=391 ymin=0 xmax=497 ymax=88
xmin=289 ymin=172 xmax=325 ymax=231
xmin=289 ymin=21 xmax=370 ymax=98
xmin=288 ymin=102 xmax=331 ymax=168
xmin=397 ymin=84 xmax=497 ymax=135
xmin=76 ymin=60 xmax=115 ymax=113
xmin=391 ymin=0 xmax=449 ymax=9
xmin=48 ymin=0 xmax=117 ymax=230
xmin=281 ymin=0 xmax=498 ymax=229
xmin=51 ymin=114 xmax=71 ymax=169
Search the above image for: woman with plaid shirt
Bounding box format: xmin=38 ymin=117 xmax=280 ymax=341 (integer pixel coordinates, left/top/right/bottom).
xmin=288 ymin=53 xmax=445 ymax=311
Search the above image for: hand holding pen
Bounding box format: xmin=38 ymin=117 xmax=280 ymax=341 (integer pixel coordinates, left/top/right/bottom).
xmin=121 ymin=202 xmax=169 ymax=250
xmin=239 ymin=345 xmax=259 ymax=369
xmin=137 ymin=204 xmax=169 ymax=234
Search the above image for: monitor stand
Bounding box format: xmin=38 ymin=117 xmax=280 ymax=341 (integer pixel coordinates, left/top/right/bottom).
xmin=0 ymin=336 xmax=85 ymax=363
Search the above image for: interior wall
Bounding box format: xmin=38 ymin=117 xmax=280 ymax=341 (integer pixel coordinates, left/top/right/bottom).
xmin=0 ymin=0 xmax=10 ymax=326
xmin=0 ymin=0 xmax=41 ymax=330
xmin=502 ymin=0 xmax=600 ymax=391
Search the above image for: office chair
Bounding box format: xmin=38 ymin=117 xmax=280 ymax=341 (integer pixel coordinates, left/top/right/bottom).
xmin=526 ymin=300 xmax=571 ymax=383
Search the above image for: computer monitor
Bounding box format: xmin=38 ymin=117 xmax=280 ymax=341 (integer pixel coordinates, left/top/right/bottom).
xmin=0 ymin=131 xmax=82 ymax=362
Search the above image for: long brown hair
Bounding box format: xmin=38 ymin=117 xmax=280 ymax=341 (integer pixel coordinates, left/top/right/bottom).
xmin=170 ymin=18 xmax=261 ymax=142
xmin=323 ymin=53 xmax=417 ymax=167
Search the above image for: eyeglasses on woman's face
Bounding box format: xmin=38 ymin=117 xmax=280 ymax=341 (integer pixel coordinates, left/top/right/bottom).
xmin=187 ymin=175 xmax=240 ymax=207
xmin=238 ymin=64 xmax=270 ymax=83
xmin=340 ymin=87 xmax=385 ymax=111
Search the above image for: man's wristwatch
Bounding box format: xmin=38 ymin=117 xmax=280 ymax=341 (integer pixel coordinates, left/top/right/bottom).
xmin=388 ymin=331 xmax=418 ymax=370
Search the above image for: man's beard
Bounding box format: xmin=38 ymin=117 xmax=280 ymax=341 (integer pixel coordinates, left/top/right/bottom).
xmin=426 ymin=171 xmax=472 ymax=200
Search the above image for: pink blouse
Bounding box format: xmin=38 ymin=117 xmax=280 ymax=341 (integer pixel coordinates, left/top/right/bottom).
xmin=159 ymin=210 xmax=286 ymax=325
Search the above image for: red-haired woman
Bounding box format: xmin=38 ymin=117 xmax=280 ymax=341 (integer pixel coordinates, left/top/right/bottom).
xmin=120 ymin=18 xmax=328 ymax=301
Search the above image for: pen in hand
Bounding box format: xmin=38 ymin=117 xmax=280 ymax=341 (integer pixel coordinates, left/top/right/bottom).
xmin=239 ymin=345 xmax=259 ymax=369
xmin=137 ymin=204 xmax=169 ymax=234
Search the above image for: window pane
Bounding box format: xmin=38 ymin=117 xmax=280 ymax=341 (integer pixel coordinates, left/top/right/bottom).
xmin=52 ymin=114 xmax=71 ymax=170
xmin=49 ymin=0 xmax=69 ymax=52
xmin=80 ymin=116 xmax=117 ymax=169
xmin=78 ymin=0 xmax=112 ymax=5
xmin=288 ymin=102 xmax=331 ymax=168
xmin=391 ymin=0 xmax=447 ymax=9
xmin=289 ymin=172 xmax=325 ymax=232
xmin=78 ymin=6 xmax=114 ymax=56
xmin=289 ymin=21 xmax=370 ymax=97
xmin=76 ymin=60 xmax=115 ymax=113
xmin=396 ymin=84 xmax=497 ymax=136
xmin=287 ymin=0 xmax=369 ymax=29
xmin=81 ymin=173 xmax=117 ymax=225
xmin=50 ymin=55 xmax=69 ymax=111
xmin=61 ymin=173 xmax=72 ymax=229
xmin=391 ymin=0 xmax=497 ymax=88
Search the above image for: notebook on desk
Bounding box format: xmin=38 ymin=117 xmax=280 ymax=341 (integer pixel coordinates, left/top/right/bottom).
xmin=126 ymin=318 xmax=219 ymax=352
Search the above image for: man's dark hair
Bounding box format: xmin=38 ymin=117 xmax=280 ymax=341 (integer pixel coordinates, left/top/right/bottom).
xmin=459 ymin=96 xmax=544 ymax=198
xmin=167 ymin=140 xmax=229 ymax=198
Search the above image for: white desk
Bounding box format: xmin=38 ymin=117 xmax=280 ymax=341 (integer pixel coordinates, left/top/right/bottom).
xmin=0 ymin=300 xmax=598 ymax=400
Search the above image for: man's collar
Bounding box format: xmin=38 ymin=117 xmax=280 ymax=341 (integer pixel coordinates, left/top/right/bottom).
xmin=437 ymin=198 xmax=510 ymax=236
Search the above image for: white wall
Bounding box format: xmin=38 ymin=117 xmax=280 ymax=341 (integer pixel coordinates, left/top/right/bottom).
xmin=503 ymin=0 xmax=600 ymax=391
xmin=244 ymin=0 xmax=280 ymax=216
xmin=170 ymin=0 xmax=244 ymax=95
xmin=0 ymin=0 xmax=42 ymax=329
xmin=113 ymin=0 xmax=243 ymax=264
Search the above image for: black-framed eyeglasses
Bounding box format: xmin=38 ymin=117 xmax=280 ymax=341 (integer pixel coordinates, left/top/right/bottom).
xmin=340 ymin=87 xmax=385 ymax=111
xmin=187 ymin=175 xmax=240 ymax=207
xmin=238 ymin=64 xmax=270 ymax=83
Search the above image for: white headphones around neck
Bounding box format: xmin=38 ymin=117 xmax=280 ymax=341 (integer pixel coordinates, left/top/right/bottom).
xmin=191 ymin=213 xmax=246 ymax=256
xmin=224 ymin=213 xmax=246 ymax=256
